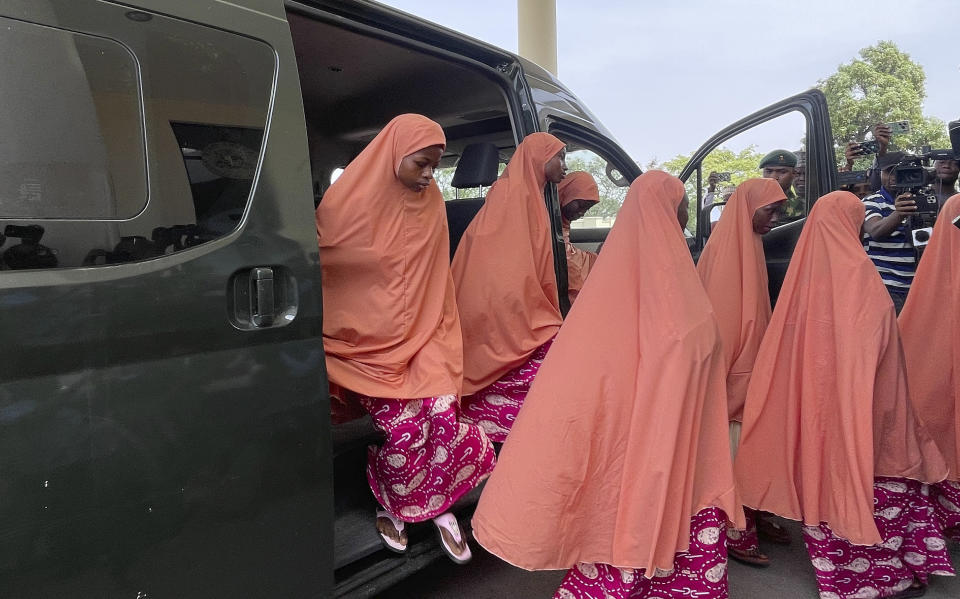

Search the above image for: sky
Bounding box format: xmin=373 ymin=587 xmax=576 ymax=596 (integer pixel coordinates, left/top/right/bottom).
xmin=379 ymin=0 xmax=958 ymax=166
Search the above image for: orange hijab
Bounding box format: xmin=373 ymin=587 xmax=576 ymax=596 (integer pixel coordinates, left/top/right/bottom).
xmin=696 ymin=178 xmax=786 ymax=422
xmin=900 ymin=194 xmax=960 ymax=480
xmin=451 ymin=132 xmax=566 ymax=394
xmin=559 ymin=171 xmax=600 ymax=304
xmin=316 ymin=114 xmax=462 ymax=399
xmin=734 ymin=191 xmax=947 ymax=545
xmin=473 ymin=171 xmax=742 ymax=574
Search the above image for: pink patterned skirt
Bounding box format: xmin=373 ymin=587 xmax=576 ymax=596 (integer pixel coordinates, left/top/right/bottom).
xmin=802 ymin=477 xmax=955 ymax=599
xmin=553 ymin=508 xmax=729 ymax=599
xmin=930 ymin=480 xmax=960 ymax=541
xmin=358 ymin=394 xmax=496 ymax=523
xmin=461 ymin=338 xmax=554 ymax=443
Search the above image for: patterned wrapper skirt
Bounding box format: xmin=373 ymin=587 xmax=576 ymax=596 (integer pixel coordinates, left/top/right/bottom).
xmin=358 ymin=394 xmax=496 ymax=523
xmin=461 ymin=338 xmax=554 ymax=443
xmin=930 ymin=480 xmax=960 ymax=541
xmin=554 ymin=508 xmax=729 ymax=599
xmin=802 ymin=477 xmax=955 ymax=599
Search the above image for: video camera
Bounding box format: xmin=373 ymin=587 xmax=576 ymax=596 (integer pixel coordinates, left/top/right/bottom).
xmin=887 ymin=121 xmax=960 ymax=247
xmin=888 ymin=157 xmax=940 ymax=215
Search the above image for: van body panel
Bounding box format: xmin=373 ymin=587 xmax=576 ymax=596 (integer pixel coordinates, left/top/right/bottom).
xmin=0 ymin=1 xmax=331 ymax=596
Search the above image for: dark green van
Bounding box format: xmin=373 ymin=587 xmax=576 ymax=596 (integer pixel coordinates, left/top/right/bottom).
xmin=0 ymin=1 xmax=836 ymax=596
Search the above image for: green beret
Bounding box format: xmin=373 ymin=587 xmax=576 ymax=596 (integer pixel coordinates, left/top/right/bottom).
xmin=758 ymin=149 xmax=798 ymax=169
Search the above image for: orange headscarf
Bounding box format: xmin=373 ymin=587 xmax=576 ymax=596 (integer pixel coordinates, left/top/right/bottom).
xmin=473 ymin=171 xmax=742 ymax=574
xmin=451 ymin=132 xmax=566 ymax=394
xmin=734 ymin=191 xmax=947 ymax=545
xmin=316 ymin=114 xmax=462 ymax=399
xmin=900 ymin=194 xmax=960 ymax=480
xmin=696 ymin=178 xmax=786 ymax=422
xmin=558 ymin=171 xmax=600 ymax=304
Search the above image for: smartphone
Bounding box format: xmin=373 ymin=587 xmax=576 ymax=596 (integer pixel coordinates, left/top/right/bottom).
xmin=884 ymin=120 xmax=911 ymax=135
xmin=858 ymin=140 xmax=880 ymax=155
xmin=716 ymin=172 xmax=731 ymax=182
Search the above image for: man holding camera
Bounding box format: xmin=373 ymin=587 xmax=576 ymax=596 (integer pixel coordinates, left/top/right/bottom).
xmin=861 ymin=152 xmax=917 ymax=314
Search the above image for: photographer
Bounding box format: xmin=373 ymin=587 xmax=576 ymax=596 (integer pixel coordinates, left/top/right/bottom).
xmin=862 ymin=152 xmax=916 ymax=313
xmin=704 ymin=172 xmax=736 ymax=231
xmin=845 ymin=124 xmax=891 ymax=193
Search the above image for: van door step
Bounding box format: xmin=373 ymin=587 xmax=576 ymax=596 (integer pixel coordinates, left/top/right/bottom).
xmin=334 ymin=504 xmax=385 ymax=570
xmin=334 ymin=539 xmax=445 ymax=598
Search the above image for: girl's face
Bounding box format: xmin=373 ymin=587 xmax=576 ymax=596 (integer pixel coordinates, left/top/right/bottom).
xmin=752 ymin=200 xmax=786 ymax=234
xmin=397 ymin=145 xmax=443 ymax=192
xmin=544 ymin=148 xmax=568 ymax=185
xmin=561 ymin=199 xmax=596 ymax=222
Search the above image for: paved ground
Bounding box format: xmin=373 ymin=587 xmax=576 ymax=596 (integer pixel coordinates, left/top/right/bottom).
xmin=383 ymin=519 xmax=960 ymax=598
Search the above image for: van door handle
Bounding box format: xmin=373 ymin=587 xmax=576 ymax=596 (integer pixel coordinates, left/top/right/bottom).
xmin=251 ymin=267 xmax=275 ymax=327
xmin=228 ymin=266 xmax=297 ymax=330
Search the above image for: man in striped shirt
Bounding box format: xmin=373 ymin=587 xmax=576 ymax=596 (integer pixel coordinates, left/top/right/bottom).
xmin=862 ymin=152 xmax=919 ymax=314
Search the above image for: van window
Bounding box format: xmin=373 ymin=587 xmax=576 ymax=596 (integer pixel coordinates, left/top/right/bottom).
xmin=171 ymin=123 xmax=264 ymax=240
xmin=689 ymin=110 xmax=808 ymax=231
xmin=0 ymin=6 xmax=275 ymax=271
xmin=0 ymin=18 xmax=145 ymax=220
xmin=564 ymin=148 xmax=629 ymax=230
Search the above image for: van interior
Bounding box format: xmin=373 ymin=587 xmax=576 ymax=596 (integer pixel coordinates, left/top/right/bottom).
xmin=287 ymin=6 xmax=520 ymax=590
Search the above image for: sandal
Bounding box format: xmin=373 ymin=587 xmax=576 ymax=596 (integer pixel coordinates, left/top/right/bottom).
xmin=376 ymin=509 xmax=408 ymax=554
xmin=892 ymin=579 xmax=926 ymax=598
xmin=756 ymin=514 xmax=792 ymax=545
xmin=728 ymin=547 xmax=771 ymax=568
xmin=433 ymin=512 xmax=472 ymax=565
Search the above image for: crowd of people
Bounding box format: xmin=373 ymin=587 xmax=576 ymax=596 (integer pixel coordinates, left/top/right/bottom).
xmin=316 ymin=113 xmax=960 ymax=598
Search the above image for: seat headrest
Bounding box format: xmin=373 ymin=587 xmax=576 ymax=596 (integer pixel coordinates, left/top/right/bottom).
xmin=451 ymin=143 xmax=500 ymax=188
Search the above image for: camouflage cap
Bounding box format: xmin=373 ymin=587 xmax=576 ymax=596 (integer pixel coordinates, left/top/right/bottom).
xmin=758 ymin=149 xmax=798 ymax=169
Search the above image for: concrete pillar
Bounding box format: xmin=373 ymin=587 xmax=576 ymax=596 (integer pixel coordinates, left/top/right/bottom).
xmin=517 ymin=0 xmax=557 ymax=76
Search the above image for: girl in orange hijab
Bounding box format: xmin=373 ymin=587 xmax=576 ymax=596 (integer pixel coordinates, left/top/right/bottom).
xmin=734 ymin=191 xmax=953 ymax=599
xmin=452 ymin=132 xmax=567 ymax=442
xmin=558 ymin=171 xmax=600 ymax=305
xmin=696 ymin=177 xmax=787 ymax=566
xmin=900 ymin=194 xmax=960 ymax=542
xmin=473 ymin=171 xmax=742 ymax=599
xmin=316 ymin=114 xmax=495 ymax=563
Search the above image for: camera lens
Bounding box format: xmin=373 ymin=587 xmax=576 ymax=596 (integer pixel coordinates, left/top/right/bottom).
xmin=915 ymin=230 xmax=930 ymax=243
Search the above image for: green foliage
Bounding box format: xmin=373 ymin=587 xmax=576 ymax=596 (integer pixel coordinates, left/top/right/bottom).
xmin=818 ymin=41 xmax=949 ymax=168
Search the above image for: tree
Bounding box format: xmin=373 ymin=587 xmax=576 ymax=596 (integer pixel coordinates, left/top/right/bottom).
xmin=819 ymin=41 xmax=949 ymax=167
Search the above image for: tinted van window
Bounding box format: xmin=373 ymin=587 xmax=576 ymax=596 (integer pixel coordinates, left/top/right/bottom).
xmin=0 ymin=17 xmax=145 ymax=220
xmin=0 ymin=5 xmax=274 ymax=270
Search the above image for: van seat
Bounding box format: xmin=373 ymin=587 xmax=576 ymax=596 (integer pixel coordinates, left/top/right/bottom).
xmin=445 ymin=143 xmax=500 ymax=259
xmin=451 ymin=142 xmax=499 ymax=189
xmin=445 ymin=198 xmax=485 ymax=260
